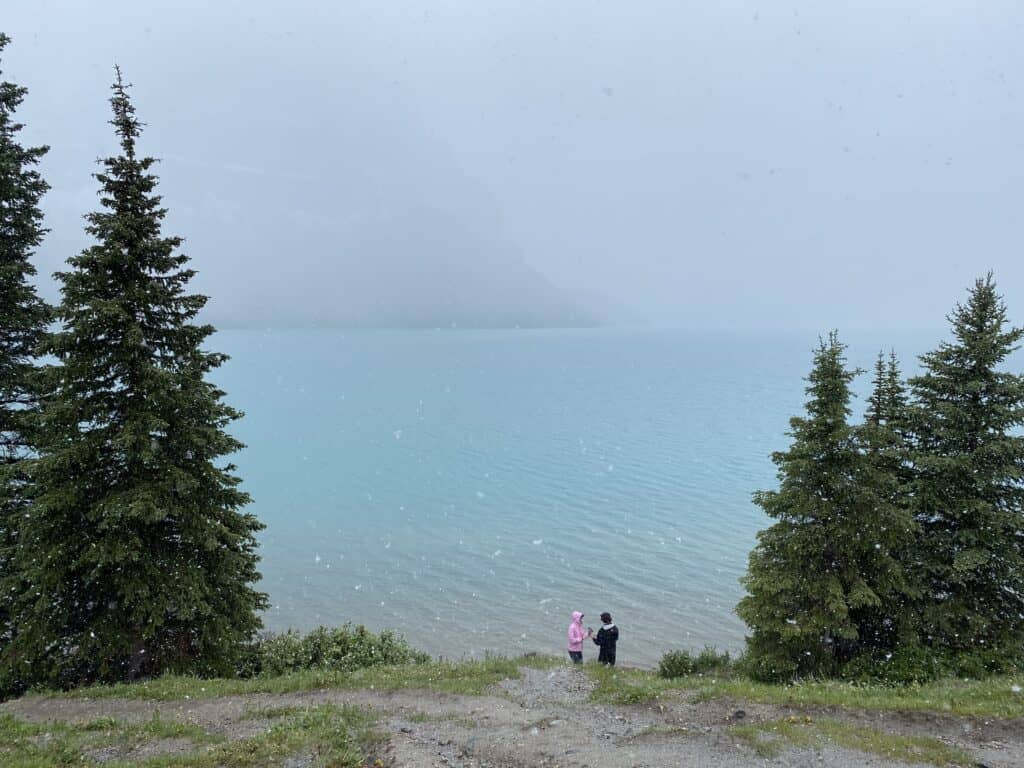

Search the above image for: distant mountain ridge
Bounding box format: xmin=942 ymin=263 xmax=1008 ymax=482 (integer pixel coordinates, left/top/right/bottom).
xmin=204 ymin=207 xmax=593 ymax=329
xmin=207 ymin=258 xmax=591 ymax=329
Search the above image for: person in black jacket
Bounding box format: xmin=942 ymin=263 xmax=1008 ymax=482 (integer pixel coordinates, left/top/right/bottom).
xmin=592 ymin=612 xmax=619 ymax=666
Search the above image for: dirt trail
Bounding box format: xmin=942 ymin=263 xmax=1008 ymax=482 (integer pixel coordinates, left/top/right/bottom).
xmin=3 ymin=666 xmax=1022 ymax=767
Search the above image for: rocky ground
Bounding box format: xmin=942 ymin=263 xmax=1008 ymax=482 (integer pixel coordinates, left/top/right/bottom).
xmin=3 ymin=665 xmax=1022 ymax=767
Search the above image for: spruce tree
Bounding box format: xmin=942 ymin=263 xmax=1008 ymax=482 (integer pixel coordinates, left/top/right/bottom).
xmin=865 ymin=352 xmax=907 ymax=431
xmin=0 ymin=33 xmax=51 ymax=651
xmin=1 ymin=70 xmax=266 ymax=691
xmin=853 ymin=350 xmax=918 ymax=662
xmin=862 ymin=351 xmax=913 ymax=499
xmin=737 ymin=334 xmax=915 ymax=680
xmin=907 ymin=274 xmax=1024 ymax=662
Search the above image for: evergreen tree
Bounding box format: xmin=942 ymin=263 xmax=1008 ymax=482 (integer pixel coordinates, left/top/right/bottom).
xmin=907 ymin=274 xmax=1024 ymax=662
xmin=865 ymin=351 xmax=907 ymax=430
xmin=737 ymin=333 xmax=915 ymax=680
xmin=0 ymin=70 xmax=266 ymax=691
xmin=862 ymin=351 xmax=913 ymax=496
xmin=0 ymin=33 xmax=51 ymax=650
xmin=852 ymin=350 xmax=918 ymax=662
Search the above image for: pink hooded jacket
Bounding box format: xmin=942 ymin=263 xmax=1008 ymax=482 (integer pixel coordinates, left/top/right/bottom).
xmin=567 ymin=611 xmax=587 ymax=652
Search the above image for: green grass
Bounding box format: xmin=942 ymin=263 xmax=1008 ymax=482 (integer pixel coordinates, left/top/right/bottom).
xmin=83 ymin=713 xmax=215 ymax=743
xmin=124 ymin=704 xmax=383 ymax=768
xmin=0 ymin=714 xmax=85 ymax=768
xmin=692 ymin=674 xmax=1024 ymax=719
xmin=57 ymin=655 xmax=1020 ymax=719
xmin=0 ymin=711 xmax=221 ymax=768
xmin=0 ymin=712 xmax=214 ymax=768
xmin=20 ymin=653 xmax=1024 ymax=720
xmin=238 ymin=704 xmax=304 ymax=721
xmin=0 ymin=705 xmax=381 ymax=768
xmin=46 ymin=655 xmax=549 ymax=703
xmin=515 ymin=652 xmax=565 ymax=671
xmin=730 ymin=718 xmax=974 ymax=766
xmin=587 ymin=664 xmax=685 ymax=705
xmin=585 ymin=664 xmax=1024 ymax=718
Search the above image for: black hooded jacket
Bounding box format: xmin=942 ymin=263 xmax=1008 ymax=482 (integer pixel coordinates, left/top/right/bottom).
xmin=592 ymin=623 xmax=619 ymax=663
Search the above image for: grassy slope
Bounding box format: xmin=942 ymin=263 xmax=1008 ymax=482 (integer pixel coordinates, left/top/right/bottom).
xmin=586 ymin=664 xmax=1024 ymax=718
xmin=23 ymin=655 xmax=1023 ymax=719
xmin=45 ymin=655 xmax=559 ymax=702
xmin=0 ymin=705 xmax=383 ymax=768
xmin=4 ymin=657 xmax=1023 ymax=766
xmin=729 ymin=717 xmax=975 ymax=766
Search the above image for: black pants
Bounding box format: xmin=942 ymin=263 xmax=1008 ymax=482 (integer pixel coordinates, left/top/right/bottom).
xmin=599 ymin=649 xmax=616 ymax=666
xmin=568 ymin=651 xmax=583 ymax=663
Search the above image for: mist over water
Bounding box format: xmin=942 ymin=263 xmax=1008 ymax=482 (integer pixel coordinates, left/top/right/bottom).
xmin=215 ymin=327 xmax=966 ymax=666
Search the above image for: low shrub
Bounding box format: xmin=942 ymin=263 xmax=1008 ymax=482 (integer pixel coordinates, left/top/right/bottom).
xmin=840 ymin=643 xmax=1024 ymax=686
xmin=237 ymin=624 xmax=430 ymax=678
xmin=658 ymin=646 xmax=732 ymax=679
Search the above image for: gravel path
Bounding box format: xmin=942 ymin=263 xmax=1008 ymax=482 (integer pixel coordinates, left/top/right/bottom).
xmin=3 ymin=666 xmax=1022 ymax=767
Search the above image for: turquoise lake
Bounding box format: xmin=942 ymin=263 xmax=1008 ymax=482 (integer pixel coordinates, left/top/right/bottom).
xmin=213 ymin=327 xmax=959 ymax=667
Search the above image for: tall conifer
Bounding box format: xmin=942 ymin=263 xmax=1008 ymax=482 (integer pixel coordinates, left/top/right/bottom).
xmin=907 ymin=274 xmax=1024 ymax=661
xmin=853 ymin=350 xmax=918 ymax=661
xmin=737 ymin=334 xmax=914 ymax=680
xmin=1 ymin=71 xmax=266 ymax=691
xmin=0 ymin=33 xmax=51 ymax=651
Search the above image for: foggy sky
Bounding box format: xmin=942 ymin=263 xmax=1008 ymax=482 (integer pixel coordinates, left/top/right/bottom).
xmin=3 ymin=0 xmax=1023 ymax=330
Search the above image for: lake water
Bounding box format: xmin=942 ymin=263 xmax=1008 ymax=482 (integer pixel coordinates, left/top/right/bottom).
xmin=213 ymin=327 xmax=946 ymax=667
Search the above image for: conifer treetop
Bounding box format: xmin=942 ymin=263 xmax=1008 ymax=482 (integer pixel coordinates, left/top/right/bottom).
xmin=941 ymin=272 xmax=1022 ymax=369
xmin=0 ymin=31 xmax=49 ymax=271
xmin=866 ymin=349 xmax=905 ymax=428
xmin=109 ymin=65 xmax=142 ymax=160
xmin=866 ymin=352 xmax=887 ymax=427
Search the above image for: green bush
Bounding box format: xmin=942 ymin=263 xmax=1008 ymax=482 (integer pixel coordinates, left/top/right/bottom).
xmin=731 ymin=644 xmax=802 ymax=683
xmin=840 ymin=643 xmax=1024 ymax=686
xmin=237 ymin=624 xmax=430 ymax=678
xmin=658 ymin=646 xmax=732 ymax=679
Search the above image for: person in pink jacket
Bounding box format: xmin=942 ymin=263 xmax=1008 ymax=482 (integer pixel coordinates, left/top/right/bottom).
xmin=567 ymin=611 xmax=592 ymax=663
